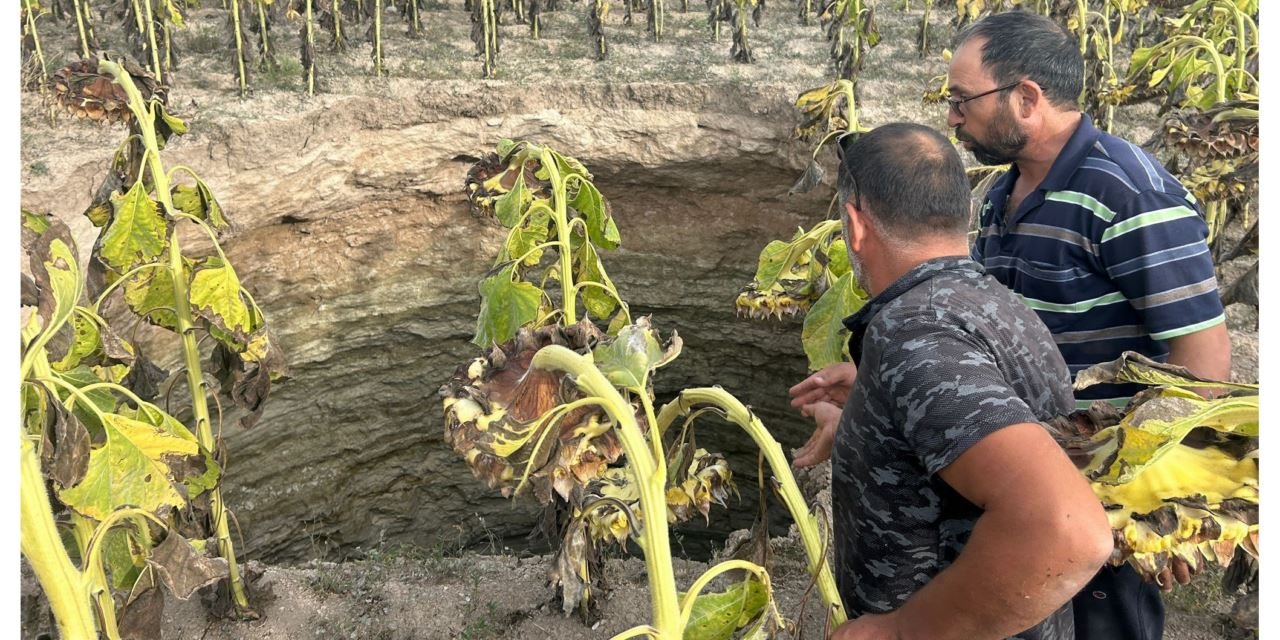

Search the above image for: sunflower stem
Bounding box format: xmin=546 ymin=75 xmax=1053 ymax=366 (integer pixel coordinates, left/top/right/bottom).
xmin=531 ymin=346 xmax=681 ymax=638
xmin=98 ymin=59 xmax=252 ymax=614
xmin=20 ymin=438 xmax=99 ymax=640
xmin=656 ymin=387 xmax=849 ymax=628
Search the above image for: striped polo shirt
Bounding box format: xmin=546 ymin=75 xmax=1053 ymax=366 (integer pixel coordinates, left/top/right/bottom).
xmin=971 ymin=115 xmax=1225 ymax=407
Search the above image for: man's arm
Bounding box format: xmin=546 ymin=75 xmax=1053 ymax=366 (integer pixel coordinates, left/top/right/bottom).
xmin=1097 ymin=188 xmax=1230 ymax=382
xmin=887 ymin=423 xmax=1113 ymax=640
xmin=830 ymin=318 xmax=1112 ymax=639
xmin=1166 ymin=320 xmax=1232 ymax=382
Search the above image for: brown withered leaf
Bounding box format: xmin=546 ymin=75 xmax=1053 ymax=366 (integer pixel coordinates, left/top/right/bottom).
xmin=21 ymin=210 xmax=80 ymax=330
xmin=21 ymin=273 xmax=38 ymax=307
xmin=84 ymin=162 xmax=127 ymax=229
xmin=118 ymin=569 xmax=164 ymax=640
xmin=549 ymin=518 xmax=597 ymax=621
xmin=209 ymin=329 xmax=289 ymax=429
xmin=147 ymin=532 xmax=229 ymax=600
xmin=97 ymin=319 xmax=136 ymax=366
xmin=121 ymin=347 xmax=168 ymax=403
xmin=51 ymin=404 xmax=91 ymax=489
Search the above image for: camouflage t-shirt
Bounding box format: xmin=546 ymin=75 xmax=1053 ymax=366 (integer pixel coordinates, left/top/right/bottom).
xmin=831 ymin=257 xmax=1076 ymax=640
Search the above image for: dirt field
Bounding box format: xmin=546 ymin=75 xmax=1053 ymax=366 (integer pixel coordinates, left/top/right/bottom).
xmin=19 ymin=0 xmax=1258 ymax=638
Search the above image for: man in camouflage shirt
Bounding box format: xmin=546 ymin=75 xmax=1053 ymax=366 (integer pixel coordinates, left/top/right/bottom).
xmin=790 ymin=123 xmax=1113 ymax=639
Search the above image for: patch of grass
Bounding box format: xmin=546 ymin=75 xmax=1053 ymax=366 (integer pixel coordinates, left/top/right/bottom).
xmin=259 ymin=57 xmax=305 ymax=92
xmin=28 ymin=160 xmax=49 ymax=176
xmin=305 ymin=566 xmax=352 ymax=595
xmin=459 ymin=601 xmax=505 ymax=640
xmin=361 ymin=540 xmax=469 ymax=581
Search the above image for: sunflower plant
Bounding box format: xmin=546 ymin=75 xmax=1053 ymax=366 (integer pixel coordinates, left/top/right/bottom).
xmin=471 ymin=0 xmax=499 ymax=77
xmin=735 ymin=221 xmax=866 ymax=371
xmin=819 ymin=0 xmax=879 ymax=82
xmin=50 ymin=54 xmax=289 ymax=616
xmin=442 ymin=140 xmax=848 ymax=637
xmin=21 ymin=212 xmax=235 ymax=639
xmin=738 ymin=78 xmax=870 ymax=372
xmin=1107 ymin=0 xmax=1258 ymax=111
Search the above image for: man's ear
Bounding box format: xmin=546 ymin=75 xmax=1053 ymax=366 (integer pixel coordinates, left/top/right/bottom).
xmin=845 ymin=200 xmax=869 ymax=252
xmin=1016 ymin=80 xmax=1043 ymax=118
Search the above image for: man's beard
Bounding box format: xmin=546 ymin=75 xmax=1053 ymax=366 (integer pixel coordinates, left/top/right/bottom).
xmin=848 ymin=249 xmax=868 ymax=294
xmin=956 ymin=104 xmax=1028 ymax=166
xmin=841 ymin=213 xmax=870 ymax=294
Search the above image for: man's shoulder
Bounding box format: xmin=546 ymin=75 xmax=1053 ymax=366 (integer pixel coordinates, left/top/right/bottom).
xmin=866 ymin=272 xmax=1031 ymax=353
xmin=1064 ymin=131 xmax=1192 ymax=207
xmin=876 ymin=268 xmax=1022 ymax=319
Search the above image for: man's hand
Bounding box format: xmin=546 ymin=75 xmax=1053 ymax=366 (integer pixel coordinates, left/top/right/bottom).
xmin=831 ymin=612 xmax=903 ymax=640
xmin=789 ymin=362 xmax=858 ymax=409
xmin=792 ymin=401 xmax=842 ymax=467
xmin=1152 ymin=556 xmax=1195 ymax=592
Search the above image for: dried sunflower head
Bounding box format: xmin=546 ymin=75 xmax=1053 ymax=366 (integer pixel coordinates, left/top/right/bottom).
xmin=1062 ymin=354 xmax=1259 ymax=582
xmin=1149 ymin=101 xmax=1258 ymax=205
xmin=1094 ymin=444 xmax=1257 ymax=580
xmin=793 ymin=80 xmax=853 ymax=141
xmin=441 ymin=321 xmax=624 ymax=504
xmin=578 ymin=446 xmax=735 ymax=545
xmin=51 ymin=56 xmax=166 ymax=125
xmin=463 ymin=142 xmax=565 ymax=218
xmin=582 ymin=467 xmax=639 ymax=545
xmin=664 ymin=445 xmax=734 ymax=524
xmin=735 ymin=283 xmax=815 ymax=320
xmin=736 ymin=222 xmax=845 ymax=321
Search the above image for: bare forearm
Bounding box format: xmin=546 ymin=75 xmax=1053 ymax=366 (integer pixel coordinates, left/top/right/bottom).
xmin=891 ymin=509 xmax=1107 ymax=640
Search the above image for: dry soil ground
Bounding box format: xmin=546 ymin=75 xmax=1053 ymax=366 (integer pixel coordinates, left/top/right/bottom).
xmin=19 ymin=0 xmax=1258 ymax=638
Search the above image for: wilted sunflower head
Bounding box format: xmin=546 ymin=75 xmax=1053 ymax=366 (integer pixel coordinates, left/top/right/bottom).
xmin=51 ymin=56 xmax=166 ymax=125
xmin=737 ymin=223 xmax=846 ymax=321
xmin=1149 ymin=102 xmax=1258 ymax=205
xmin=463 ymin=144 xmax=555 ymax=217
xmin=1159 ymin=101 xmax=1258 ymax=161
xmin=1094 ymin=444 xmax=1258 ymax=581
xmin=664 ymin=445 xmax=734 ymax=524
xmin=1059 ymin=353 xmax=1259 ymax=582
xmin=578 ymin=445 xmax=735 ymax=546
xmin=793 ymin=80 xmax=852 ymax=141
xmin=440 ymin=321 xmax=625 ymax=503
xmin=735 ymin=283 xmax=815 ymax=321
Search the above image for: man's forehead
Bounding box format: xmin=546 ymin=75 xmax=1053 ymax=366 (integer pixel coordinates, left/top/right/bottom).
xmin=947 ymin=39 xmax=991 ymax=90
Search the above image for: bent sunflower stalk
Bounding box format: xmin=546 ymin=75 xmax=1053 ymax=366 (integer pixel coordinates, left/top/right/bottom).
xmin=446 ymin=140 xmax=850 ymax=637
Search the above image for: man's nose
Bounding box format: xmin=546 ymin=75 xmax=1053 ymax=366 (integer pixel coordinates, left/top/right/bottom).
xmin=946 ymin=109 xmax=963 ymax=128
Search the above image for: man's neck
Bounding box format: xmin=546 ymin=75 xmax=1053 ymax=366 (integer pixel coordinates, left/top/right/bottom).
xmin=1013 ymin=110 xmax=1083 ymax=188
xmin=866 ymin=238 xmax=973 ymax=296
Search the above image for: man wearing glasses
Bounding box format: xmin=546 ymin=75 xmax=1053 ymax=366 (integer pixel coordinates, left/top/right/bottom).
xmin=945 ymin=10 xmax=1230 ymax=640
xmin=790 ymin=9 xmax=1231 ymax=640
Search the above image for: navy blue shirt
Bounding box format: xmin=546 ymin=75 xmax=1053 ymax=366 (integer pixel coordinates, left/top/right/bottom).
xmin=971 ymin=115 xmax=1225 ymax=407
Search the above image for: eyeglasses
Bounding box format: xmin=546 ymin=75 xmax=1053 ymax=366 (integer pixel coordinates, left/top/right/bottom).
xmin=946 ymin=80 xmax=1022 ymax=116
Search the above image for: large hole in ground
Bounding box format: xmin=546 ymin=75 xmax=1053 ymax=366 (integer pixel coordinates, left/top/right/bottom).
xmin=23 ymin=82 xmax=844 ymax=565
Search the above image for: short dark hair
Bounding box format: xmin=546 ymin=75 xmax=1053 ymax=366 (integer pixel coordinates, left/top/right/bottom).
xmin=954 ymin=10 xmax=1084 ymax=109
xmin=836 ymin=123 xmax=970 ymax=237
